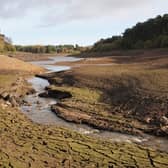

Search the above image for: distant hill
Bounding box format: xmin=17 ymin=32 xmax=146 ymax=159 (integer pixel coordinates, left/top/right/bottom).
xmin=0 ymin=34 xmax=15 ymax=52
xmin=91 ymin=14 xmax=168 ymax=52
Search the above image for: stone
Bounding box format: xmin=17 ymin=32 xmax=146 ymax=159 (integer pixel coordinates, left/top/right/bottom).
xmin=9 ymin=97 xmax=18 ymax=107
xmin=38 ymin=92 xmax=48 ymax=98
xmin=144 ymin=117 xmax=152 ymax=124
xmin=39 ymin=90 xmax=72 ymax=100
xmin=1 ymin=103 xmax=8 ymax=109
xmin=1 ymin=92 xmax=9 ymax=99
xmin=36 ymin=101 xmax=40 ymax=104
xmin=160 ymin=116 xmax=168 ymax=126
xmin=48 ymin=89 xmax=72 ymax=99
xmin=6 ymin=101 xmax=11 ymax=106
xmin=160 ymin=126 xmax=168 ymax=134
xmin=28 ymin=88 xmax=36 ymax=95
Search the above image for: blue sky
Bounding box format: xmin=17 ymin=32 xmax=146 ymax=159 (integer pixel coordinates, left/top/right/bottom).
xmin=0 ymin=0 xmax=167 ymax=46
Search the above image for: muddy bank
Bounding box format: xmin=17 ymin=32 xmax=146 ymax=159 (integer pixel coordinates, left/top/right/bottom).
xmin=39 ymin=54 xmax=168 ymax=138
xmin=0 ymin=55 xmax=45 ymax=107
xmin=1 ymin=55 xmax=167 ymax=167
xmin=0 ymin=77 xmax=35 ymax=107
xmin=51 ymin=102 xmax=143 ymax=136
xmin=47 ymin=86 xmax=167 ymax=137
xmin=12 ymin=55 xmax=168 ymax=167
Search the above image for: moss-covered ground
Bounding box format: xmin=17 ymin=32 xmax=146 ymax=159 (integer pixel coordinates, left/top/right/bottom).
xmin=0 ymin=105 xmax=168 ymax=167
xmin=0 ymin=54 xmax=168 ymax=167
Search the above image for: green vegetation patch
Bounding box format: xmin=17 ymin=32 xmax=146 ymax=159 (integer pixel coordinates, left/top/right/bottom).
xmin=49 ymin=85 xmax=101 ymax=104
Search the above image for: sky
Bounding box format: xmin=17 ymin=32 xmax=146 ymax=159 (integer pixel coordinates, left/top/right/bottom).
xmin=0 ymin=0 xmax=167 ymax=46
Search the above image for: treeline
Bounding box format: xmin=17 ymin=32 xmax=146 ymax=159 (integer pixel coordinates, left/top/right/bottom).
xmin=15 ymin=44 xmax=83 ymax=54
xmin=92 ymin=14 xmax=168 ymax=52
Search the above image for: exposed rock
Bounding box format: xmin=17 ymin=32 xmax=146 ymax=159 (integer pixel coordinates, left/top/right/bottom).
xmin=38 ymin=92 xmax=48 ymax=97
xmin=51 ymin=104 xmax=91 ymax=124
xmin=39 ymin=90 xmax=72 ymax=100
xmin=160 ymin=126 xmax=168 ymax=134
xmin=144 ymin=117 xmax=152 ymax=124
xmin=160 ymin=116 xmax=168 ymax=126
xmin=1 ymin=91 xmax=9 ymax=99
xmin=1 ymin=103 xmax=8 ymax=109
xmin=22 ymin=99 xmax=28 ymax=105
xmin=27 ymin=88 xmax=36 ymax=95
xmin=0 ymin=92 xmax=19 ymax=107
xmin=36 ymin=101 xmax=40 ymax=104
xmin=9 ymin=97 xmax=18 ymax=107
xmin=6 ymin=101 xmax=11 ymax=106
xmin=51 ymin=104 xmax=142 ymax=136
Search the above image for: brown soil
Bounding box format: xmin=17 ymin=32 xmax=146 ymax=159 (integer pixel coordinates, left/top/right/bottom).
xmin=0 ymin=55 xmax=44 ymax=74
xmin=1 ymin=54 xmax=168 ymax=167
xmin=42 ymin=52 xmax=168 ymax=137
xmin=0 ymin=55 xmax=45 ymax=107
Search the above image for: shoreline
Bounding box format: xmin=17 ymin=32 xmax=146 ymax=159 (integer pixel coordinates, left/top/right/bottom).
xmin=0 ymin=54 xmax=168 ymax=167
xmin=20 ymin=55 xmax=168 ymax=154
xmin=39 ymin=70 xmax=168 ymax=138
xmin=39 ymin=53 xmax=168 ymax=138
xmin=10 ymin=52 xmax=69 ymax=62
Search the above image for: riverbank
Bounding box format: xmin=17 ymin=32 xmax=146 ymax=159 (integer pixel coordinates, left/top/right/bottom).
xmin=0 ymin=55 xmax=44 ymax=107
xmin=40 ymin=53 xmax=168 ymax=137
xmin=0 ymin=54 xmax=168 ymax=167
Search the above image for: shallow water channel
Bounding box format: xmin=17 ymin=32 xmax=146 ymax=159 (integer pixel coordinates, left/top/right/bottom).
xmin=21 ymin=56 xmax=168 ymax=153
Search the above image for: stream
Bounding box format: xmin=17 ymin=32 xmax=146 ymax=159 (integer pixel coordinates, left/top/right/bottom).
xmin=21 ymin=56 xmax=168 ymax=153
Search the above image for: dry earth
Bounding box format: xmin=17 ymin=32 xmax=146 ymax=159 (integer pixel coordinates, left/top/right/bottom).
xmin=0 ymin=55 xmax=44 ymax=74
xmin=41 ymin=52 xmax=168 ymax=137
xmin=0 ymin=54 xmax=168 ymax=167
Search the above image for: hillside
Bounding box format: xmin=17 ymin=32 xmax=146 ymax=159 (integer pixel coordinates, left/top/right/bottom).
xmin=0 ymin=34 xmax=15 ymax=52
xmin=91 ymin=14 xmax=168 ymax=52
xmin=0 ymin=55 xmax=44 ymax=111
xmin=0 ymin=55 xmax=43 ymax=74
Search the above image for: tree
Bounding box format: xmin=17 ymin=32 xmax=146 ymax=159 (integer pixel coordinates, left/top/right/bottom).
xmin=134 ymin=40 xmax=144 ymax=49
xmin=161 ymin=36 xmax=168 ymax=48
xmin=144 ymin=40 xmax=153 ymax=49
xmin=91 ymin=14 xmax=168 ymax=52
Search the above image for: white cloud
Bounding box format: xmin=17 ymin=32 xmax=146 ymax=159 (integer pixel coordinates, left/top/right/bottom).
xmin=0 ymin=0 xmax=166 ymax=24
xmin=0 ymin=0 xmax=69 ymax=18
xmin=39 ymin=0 xmax=159 ymax=26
